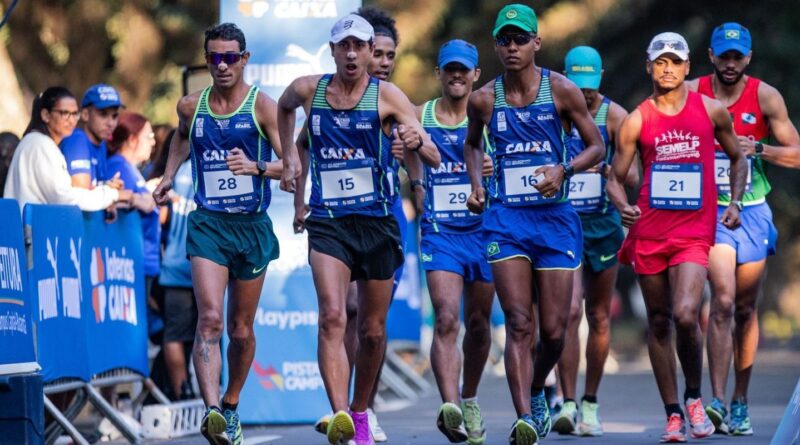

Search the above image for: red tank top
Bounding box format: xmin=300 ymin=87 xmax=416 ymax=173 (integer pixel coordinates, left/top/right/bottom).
xmin=631 ymin=90 xmax=717 ymax=243
xmin=697 ymin=75 xmax=769 ymax=144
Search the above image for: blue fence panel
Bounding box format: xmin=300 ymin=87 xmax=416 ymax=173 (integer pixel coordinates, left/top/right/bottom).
xmin=0 ymin=199 xmax=37 ymax=375
xmin=24 ymin=204 xmax=90 ymax=383
xmin=81 ymin=210 xmax=148 ymax=377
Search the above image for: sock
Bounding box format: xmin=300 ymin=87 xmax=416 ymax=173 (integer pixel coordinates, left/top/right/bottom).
xmin=208 ymin=405 xmax=222 ymax=413
xmin=461 ymin=396 xmax=478 ymax=404
xmin=683 ymin=387 xmax=701 ymax=402
xmin=582 ymin=394 xmax=598 ymax=404
xmin=531 ymin=387 xmax=544 ymax=397
xmin=564 ymin=398 xmax=576 ymax=405
xmin=222 ymin=401 xmax=238 ymax=412
xmin=665 ymin=404 xmax=684 ymax=419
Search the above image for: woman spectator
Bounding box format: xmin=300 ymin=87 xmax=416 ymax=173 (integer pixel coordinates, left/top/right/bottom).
xmin=4 ymin=87 xmax=130 ymax=210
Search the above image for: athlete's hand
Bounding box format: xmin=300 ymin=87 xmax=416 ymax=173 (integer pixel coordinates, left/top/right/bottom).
xmin=280 ymin=152 xmax=301 ymax=193
xmin=467 ymin=187 xmax=486 ymax=214
xmin=620 ymin=204 xmax=641 ymax=228
xmin=396 ymin=124 xmax=422 ymax=153
xmin=226 ymin=148 xmax=257 ymax=175
xmin=482 ymin=153 xmax=494 ymax=177
xmin=533 ymin=165 xmax=565 ymax=198
xmin=293 ymin=204 xmax=310 ymax=233
xmin=152 ymin=178 xmax=173 ymax=206
xmin=720 ymin=204 xmax=742 ymax=230
xmin=738 ymin=136 xmax=757 ymax=156
xmin=390 ymin=129 xmax=405 ymax=162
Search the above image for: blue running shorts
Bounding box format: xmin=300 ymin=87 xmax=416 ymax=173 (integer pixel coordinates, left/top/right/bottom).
xmin=420 ymin=230 xmax=493 ymax=283
xmin=715 ymin=202 xmax=777 ymax=264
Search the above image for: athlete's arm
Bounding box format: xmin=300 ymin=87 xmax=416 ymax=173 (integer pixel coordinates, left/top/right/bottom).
xmin=707 ymin=96 xmax=745 ymax=229
xmin=754 ymin=82 xmax=800 ymax=168
xmin=277 ymin=75 xmax=318 ymax=192
xmin=402 ymin=104 xmax=427 ymax=214
xmin=538 ymin=73 xmax=605 ymax=196
xmin=607 ymin=109 xmax=642 ymax=228
xmin=380 ymin=83 xmax=440 ymax=167
xmin=464 ymin=85 xmax=493 ymax=214
xmin=607 ymin=101 xmax=639 ymax=187
xmin=293 ymin=125 xmax=311 ymax=233
xmin=153 ymin=95 xmax=195 ymax=205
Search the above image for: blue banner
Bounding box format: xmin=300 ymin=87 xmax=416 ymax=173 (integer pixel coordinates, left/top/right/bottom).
xmin=0 ymin=199 xmax=37 ymax=375
xmin=81 ymin=210 xmax=148 ymax=377
xmin=772 ymin=377 xmax=800 ymax=445
xmin=24 ymin=204 xmax=90 ymax=383
xmin=387 ymin=219 xmax=422 ymax=342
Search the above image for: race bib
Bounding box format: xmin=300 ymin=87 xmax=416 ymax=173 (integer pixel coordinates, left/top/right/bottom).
xmin=568 ymin=172 xmax=602 ymax=211
xmin=431 ymin=175 xmax=473 ymax=220
xmin=319 ymin=159 xmax=377 ymax=207
xmin=650 ymin=163 xmax=702 ymax=210
xmin=501 ymin=157 xmax=560 ymax=206
xmin=203 ymin=169 xmax=254 ymax=198
xmin=714 ymin=152 xmax=752 ymax=194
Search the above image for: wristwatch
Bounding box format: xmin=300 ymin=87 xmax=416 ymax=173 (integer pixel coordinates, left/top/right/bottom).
xmin=411 ymin=135 xmax=424 ymax=152
xmin=754 ymin=141 xmax=764 ymax=156
xmin=730 ymin=199 xmax=744 ymax=211
xmin=256 ymin=160 xmax=267 ymax=175
xmin=560 ymin=162 xmax=575 ymax=179
xmin=410 ymin=179 xmax=425 ymax=190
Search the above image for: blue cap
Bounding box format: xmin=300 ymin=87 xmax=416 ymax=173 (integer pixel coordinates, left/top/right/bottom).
xmin=438 ymin=39 xmax=479 ymax=70
xmin=81 ymin=84 xmax=123 ymax=110
xmin=564 ymin=46 xmax=602 ymax=90
xmin=711 ymin=23 xmax=751 ymax=56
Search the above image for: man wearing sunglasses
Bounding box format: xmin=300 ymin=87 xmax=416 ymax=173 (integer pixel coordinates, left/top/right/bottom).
xmin=463 ymin=4 xmax=604 ymax=444
xmin=278 ymin=13 xmax=437 ymax=445
xmin=60 ymin=83 xmax=123 ymax=189
xmin=607 ymin=32 xmax=747 ymax=443
xmin=153 ymin=22 xmax=285 ymax=445
xmin=685 ymin=23 xmax=800 ymax=437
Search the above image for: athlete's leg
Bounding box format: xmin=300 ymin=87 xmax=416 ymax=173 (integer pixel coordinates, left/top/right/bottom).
xmin=461 ymin=279 xmax=494 ymax=399
xmin=732 ymin=259 xmax=766 ymax=400
xmin=557 ymin=267 xmax=583 ymax=401
xmin=345 ymin=282 xmax=359 ymax=382
xmin=583 ymin=263 xmax=617 ymax=398
xmin=429 ymin=270 xmax=465 ymax=403
xmin=707 ymin=244 xmax=737 ymax=401
xmin=639 ymin=272 xmax=679 ymax=405
xmin=493 ymin=258 xmax=535 ymax=416
xmin=310 ymin=250 xmax=352 ymax=412
xmin=531 ymin=269 xmax=574 ymax=392
xmin=191 ymin=257 xmax=229 ymax=407
xmin=351 ymin=277 xmax=394 ymax=412
xmin=221 ymin=272 xmax=267 ymax=405
xmin=669 ymin=263 xmax=708 ymax=396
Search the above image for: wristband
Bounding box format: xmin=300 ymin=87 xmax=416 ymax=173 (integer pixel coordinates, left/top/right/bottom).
xmin=410 ymin=179 xmax=425 ymax=190
xmin=411 ymin=135 xmax=423 ymax=152
xmin=754 ymin=141 xmax=764 ymax=156
xmin=560 ymin=162 xmax=575 ymax=179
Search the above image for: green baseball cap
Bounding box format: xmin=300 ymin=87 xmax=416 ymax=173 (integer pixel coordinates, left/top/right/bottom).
xmin=565 ymin=46 xmax=602 ymax=89
xmin=493 ymin=4 xmax=538 ymax=37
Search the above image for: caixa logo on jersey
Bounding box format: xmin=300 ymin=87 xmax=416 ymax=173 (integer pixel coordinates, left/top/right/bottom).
xmin=90 ymin=247 xmax=138 ymax=326
xmin=252 ymin=360 xmax=324 ymax=391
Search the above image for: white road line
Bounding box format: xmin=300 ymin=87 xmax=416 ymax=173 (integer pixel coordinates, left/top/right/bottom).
xmin=245 ymin=434 xmax=282 ymax=444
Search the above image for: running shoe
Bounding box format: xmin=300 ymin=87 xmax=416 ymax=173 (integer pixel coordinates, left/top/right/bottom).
xmin=729 ymin=399 xmax=754 ymax=436
xmin=704 ymin=398 xmax=729 ymax=434
xmin=660 ymin=413 xmax=687 ymax=443
xmin=461 ymin=399 xmax=486 ymax=445
xmin=351 ymin=410 xmax=374 ymax=445
xmin=366 ymin=408 xmax=387 ymax=442
xmin=552 ymin=400 xmax=577 ymax=435
xmin=530 ymin=390 xmax=552 ymax=438
xmin=437 ymin=402 xmax=468 ymax=442
xmin=201 ymin=407 xmax=230 ymax=445
xmin=327 ymin=410 xmax=355 ymax=445
xmin=578 ymin=399 xmax=603 ymax=437
xmin=685 ymin=398 xmax=714 ymax=439
xmin=222 ymin=407 xmax=242 ymax=445
xmin=508 ymin=414 xmax=538 ymax=445
xmin=315 ymin=413 xmax=332 ymax=435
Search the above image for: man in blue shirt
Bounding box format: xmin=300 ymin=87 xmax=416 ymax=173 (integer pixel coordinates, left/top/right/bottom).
xmin=60 ymin=84 xmax=123 ymax=188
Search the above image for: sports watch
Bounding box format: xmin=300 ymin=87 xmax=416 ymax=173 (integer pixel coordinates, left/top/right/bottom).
xmin=560 ymin=162 xmax=575 ymax=179
xmin=730 ymin=200 xmax=744 ymax=211
xmin=754 ymin=141 xmax=764 ymax=156
xmin=256 ymin=160 xmax=267 ymax=175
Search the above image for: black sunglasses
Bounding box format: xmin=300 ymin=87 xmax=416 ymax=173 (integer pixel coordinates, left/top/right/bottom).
xmin=495 ymin=33 xmax=534 ymax=47
xmin=205 ymin=51 xmax=246 ymax=66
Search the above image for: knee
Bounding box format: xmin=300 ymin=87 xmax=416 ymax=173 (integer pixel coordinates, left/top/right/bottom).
xmin=504 ymin=311 xmax=532 ymax=342
xmin=648 ymin=310 xmax=673 ymax=339
xmin=568 ymin=300 xmax=583 ymax=325
xmin=227 ymin=321 xmax=254 ymax=345
xmin=710 ymin=296 xmax=735 ymax=321
xmin=586 ymin=307 xmax=610 ymax=335
xmin=358 ymin=322 xmax=386 ymax=350
xmin=196 ymin=311 xmax=224 ymax=337
xmin=734 ymin=303 xmax=756 ymax=325
xmin=464 ymin=311 xmax=490 ymax=340
xmin=318 ymin=307 xmax=347 ymax=336
xmin=673 ymin=307 xmax=698 ymax=333
xmin=434 ymin=311 xmax=461 ymax=339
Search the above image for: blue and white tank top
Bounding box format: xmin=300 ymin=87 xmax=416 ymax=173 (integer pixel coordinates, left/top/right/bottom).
xmin=307 ymin=74 xmax=392 ymax=218
xmin=189 ymin=85 xmax=273 ymax=213
xmin=487 ymin=69 xmax=569 ymax=206
xmin=567 ymin=97 xmax=615 ymax=214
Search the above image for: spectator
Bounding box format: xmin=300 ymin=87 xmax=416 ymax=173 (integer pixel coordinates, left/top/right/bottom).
xmin=61 ymin=84 xmax=123 ymax=188
xmin=3 ymin=87 xmax=130 ymax=211
xmin=142 ymin=123 xmax=173 ymax=180
xmin=0 ymin=131 xmax=21 ymax=197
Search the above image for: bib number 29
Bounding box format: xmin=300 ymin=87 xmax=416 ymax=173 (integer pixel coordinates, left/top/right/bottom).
xmin=449 ymin=191 xmax=468 ymax=204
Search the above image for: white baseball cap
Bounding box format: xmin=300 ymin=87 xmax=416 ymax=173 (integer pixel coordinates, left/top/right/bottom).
xmin=647 ymin=32 xmax=690 ymax=61
xmin=330 ymin=14 xmax=375 ymax=44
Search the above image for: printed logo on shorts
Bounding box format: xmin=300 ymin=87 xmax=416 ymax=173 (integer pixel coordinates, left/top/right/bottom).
xmin=600 ymin=253 xmax=616 ymax=262
xmin=741 ymin=113 xmax=757 ymax=125
xmin=566 ymin=250 xmax=575 ymax=259
xmin=487 ymin=242 xmax=500 ymax=257
xmin=420 ymin=253 xmax=433 ymax=263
